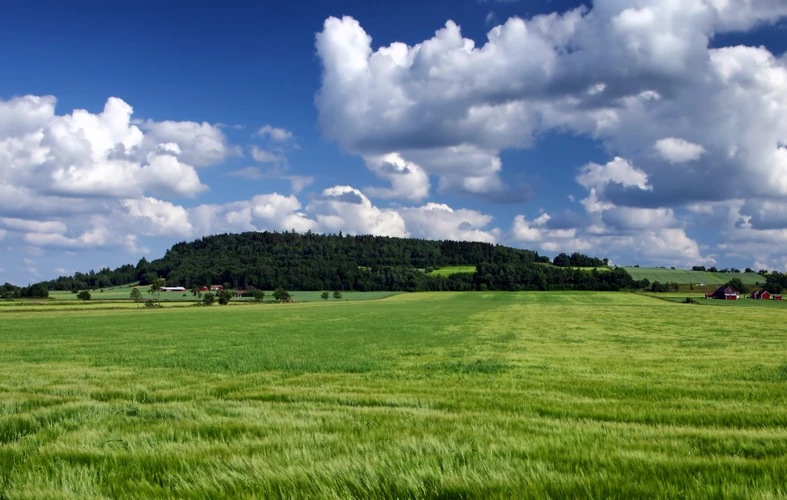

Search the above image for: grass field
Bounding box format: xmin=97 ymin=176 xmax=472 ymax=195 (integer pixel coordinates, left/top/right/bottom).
xmin=44 ymin=289 xmax=402 ymax=304
xmin=643 ymin=292 xmax=787 ymax=307
xmin=2 ymin=292 xmax=787 ymax=498
xmin=426 ymin=265 xmax=476 ymax=276
xmin=49 ymin=285 xmax=150 ymax=300
xmin=623 ymin=267 xmax=762 ymax=285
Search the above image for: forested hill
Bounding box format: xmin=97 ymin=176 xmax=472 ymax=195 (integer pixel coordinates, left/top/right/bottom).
xmin=36 ymin=231 xmax=641 ymax=292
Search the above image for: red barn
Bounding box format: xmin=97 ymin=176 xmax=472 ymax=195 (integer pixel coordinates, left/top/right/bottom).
xmin=749 ymin=290 xmax=772 ymax=300
xmin=709 ymin=286 xmax=739 ymax=300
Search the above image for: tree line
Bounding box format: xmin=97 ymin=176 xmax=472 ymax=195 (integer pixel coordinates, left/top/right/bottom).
xmin=11 ymin=231 xmax=648 ymax=295
xmin=551 ymin=252 xmax=607 ymax=268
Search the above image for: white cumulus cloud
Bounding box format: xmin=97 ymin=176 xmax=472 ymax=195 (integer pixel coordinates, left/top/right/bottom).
xmin=654 ymin=138 xmax=706 ymax=164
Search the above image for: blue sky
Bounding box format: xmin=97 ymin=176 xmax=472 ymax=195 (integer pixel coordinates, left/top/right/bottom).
xmin=1 ymin=0 xmax=787 ymax=285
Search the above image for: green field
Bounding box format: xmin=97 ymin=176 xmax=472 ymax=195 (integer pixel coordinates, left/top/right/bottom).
xmin=623 ymin=267 xmax=762 ymax=285
xmin=49 ymin=284 xmax=150 ymax=300
xmin=643 ymin=292 xmax=787 ymax=307
xmin=426 ymin=265 xmax=476 ymax=276
xmin=2 ymin=292 xmax=786 ymax=498
xmin=44 ymin=289 xmax=401 ymax=304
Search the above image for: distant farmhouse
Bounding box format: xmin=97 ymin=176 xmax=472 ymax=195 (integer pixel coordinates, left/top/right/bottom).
xmin=750 ymin=290 xmax=771 ymax=300
xmin=706 ymin=286 xmax=739 ymax=300
xmin=749 ymin=290 xmax=783 ymax=301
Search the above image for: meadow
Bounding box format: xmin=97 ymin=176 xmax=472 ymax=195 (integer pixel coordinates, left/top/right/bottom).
xmin=42 ymin=289 xmax=401 ymax=304
xmin=1 ymin=292 xmax=786 ymax=498
xmin=623 ymin=267 xmax=762 ymax=285
xmin=425 ymin=265 xmax=477 ymax=276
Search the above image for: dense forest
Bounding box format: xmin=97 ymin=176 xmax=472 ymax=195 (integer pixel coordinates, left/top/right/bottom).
xmin=5 ymin=231 xmax=650 ymax=296
xmin=764 ymin=272 xmax=787 ymax=293
xmin=551 ymin=252 xmax=608 ymax=268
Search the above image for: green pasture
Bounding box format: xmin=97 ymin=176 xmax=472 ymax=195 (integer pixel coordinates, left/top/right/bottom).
xmin=426 ymin=265 xmax=476 ymax=276
xmin=49 ymin=285 xmax=149 ymax=300
xmin=2 ymin=292 xmax=787 ymax=498
xmin=643 ymin=292 xmax=787 ymax=308
xmin=623 ymin=267 xmax=762 ymax=285
xmin=43 ymin=289 xmax=401 ymax=304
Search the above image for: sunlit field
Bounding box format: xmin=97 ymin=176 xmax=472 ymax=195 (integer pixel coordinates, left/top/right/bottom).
xmin=425 ymin=266 xmax=476 ymax=276
xmin=1 ymin=292 xmax=786 ymax=498
xmin=7 ymin=290 xmax=402 ymax=310
xmin=623 ymin=268 xmax=762 ymax=285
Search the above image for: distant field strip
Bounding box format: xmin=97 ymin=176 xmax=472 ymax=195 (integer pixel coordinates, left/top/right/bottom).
xmin=45 ymin=290 xmax=402 ymax=303
xmin=1 ymin=292 xmax=786 ymax=498
xmin=426 ymin=265 xmax=476 ymax=276
xmin=623 ymin=267 xmax=762 ymax=285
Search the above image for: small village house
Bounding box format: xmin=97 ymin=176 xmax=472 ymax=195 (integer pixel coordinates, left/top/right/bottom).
xmin=750 ymin=290 xmax=772 ymax=300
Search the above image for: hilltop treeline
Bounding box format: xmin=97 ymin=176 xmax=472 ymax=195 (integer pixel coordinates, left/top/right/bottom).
xmin=552 ymin=252 xmax=607 ymax=268
xmin=1 ymin=282 xmax=49 ymax=299
xmin=34 ymin=231 xmax=641 ymax=293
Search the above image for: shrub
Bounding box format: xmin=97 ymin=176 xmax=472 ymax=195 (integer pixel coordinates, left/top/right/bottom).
xmin=217 ymin=289 xmax=234 ymax=305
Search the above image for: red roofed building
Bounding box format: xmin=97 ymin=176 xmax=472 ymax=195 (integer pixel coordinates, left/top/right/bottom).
xmin=707 ymin=286 xmax=739 ymax=300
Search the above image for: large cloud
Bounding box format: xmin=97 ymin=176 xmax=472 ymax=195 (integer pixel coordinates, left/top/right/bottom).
xmin=0 ymin=95 xmax=232 ymax=200
xmin=314 ymin=1 xmax=787 ymax=266
xmin=315 ymin=1 xmax=787 ymax=212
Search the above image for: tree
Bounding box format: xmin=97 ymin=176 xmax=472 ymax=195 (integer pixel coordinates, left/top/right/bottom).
xmin=727 ymin=278 xmax=748 ymax=295
xmin=148 ymin=277 xmax=165 ymax=305
xmin=130 ymin=288 xmax=142 ymax=308
xmin=745 ymin=268 xmax=754 ymax=274
xmin=273 ymin=287 xmax=291 ymax=302
xmin=140 ymin=272 xmax=159 ymax=286
xmin=552 ymin=253 xmax=571 ymax=267
xmin=321 ymin=291 xmax=329 ymax=300
xmin=333 ymin=290 xmax=342 ymax=300
xmin=77 ymin=290 xmax=91 ymax=302
xmin=202 ymin=293 xmax=216 ymax=306
xmin=217 ymin=289 xmax=234 ymax=305
xmin=253 ymin=290 xmax=266 ymax=302
xmin=26 ymin=283 xmax=49 ymax=298
xmin=191 ymin=285 xmax=202 ymax=299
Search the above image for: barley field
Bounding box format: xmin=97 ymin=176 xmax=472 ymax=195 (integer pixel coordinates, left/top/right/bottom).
xmin=1 ymin=292 xmax=786 ymax=498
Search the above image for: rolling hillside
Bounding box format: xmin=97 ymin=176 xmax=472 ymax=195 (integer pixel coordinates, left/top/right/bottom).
xmin=622 ymin=268 xmax=762 ymax=285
